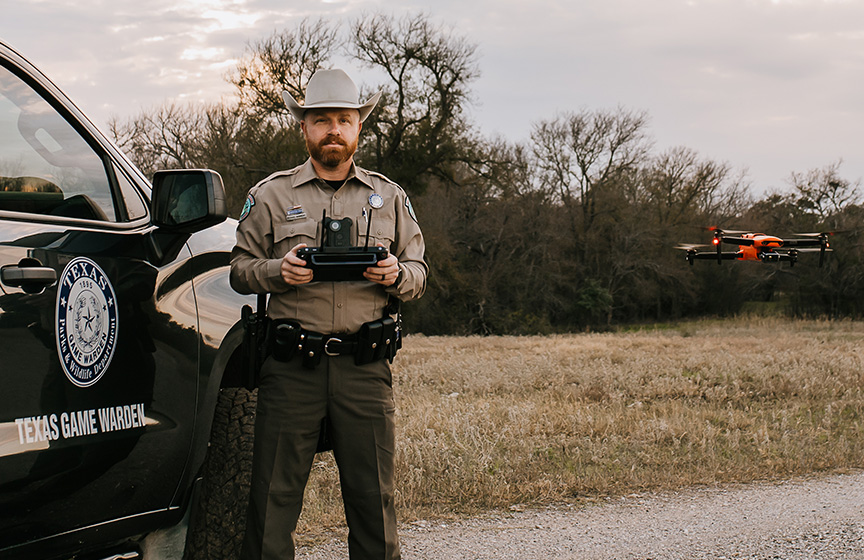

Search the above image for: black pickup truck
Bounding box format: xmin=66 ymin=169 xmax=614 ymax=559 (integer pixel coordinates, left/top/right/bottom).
xmin=0 ymin=39 xmax=254 ymax=559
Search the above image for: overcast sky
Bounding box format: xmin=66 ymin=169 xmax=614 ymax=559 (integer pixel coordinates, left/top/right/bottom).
xmin=4 ymin=0 xmax=863 ymax=196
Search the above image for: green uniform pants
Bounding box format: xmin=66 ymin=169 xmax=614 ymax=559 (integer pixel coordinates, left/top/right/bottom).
xmin=241 ymin=354 xmax=400 ymax=560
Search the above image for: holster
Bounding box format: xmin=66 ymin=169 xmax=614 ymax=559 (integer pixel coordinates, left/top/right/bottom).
xmin=273 ymin=319 xmax=328 ymax=370
xmin=240 ymin=294 xmax=270 ymax=390
xmin=272 ymin=320 xmax=301 ymax=362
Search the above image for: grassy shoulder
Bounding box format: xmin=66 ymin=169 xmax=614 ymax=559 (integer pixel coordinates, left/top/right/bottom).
xmin=297 ymin=317 xmax=864 ymax=540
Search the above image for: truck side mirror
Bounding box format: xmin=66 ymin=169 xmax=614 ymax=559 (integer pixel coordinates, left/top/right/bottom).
xmin=151 ymin=169 xmax=228 ymax=233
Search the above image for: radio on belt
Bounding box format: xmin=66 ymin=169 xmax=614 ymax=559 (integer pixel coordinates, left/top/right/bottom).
xmin=297 ymin=208 xmax=388 ymax=281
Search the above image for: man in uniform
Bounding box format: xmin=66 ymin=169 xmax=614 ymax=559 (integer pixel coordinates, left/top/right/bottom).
xmin=230 ymin=68 xmax=427 ymax=560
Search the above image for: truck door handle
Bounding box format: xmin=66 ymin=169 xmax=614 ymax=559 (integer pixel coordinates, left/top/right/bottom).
xmin=1 ymin=259 xmax=57 ymax=292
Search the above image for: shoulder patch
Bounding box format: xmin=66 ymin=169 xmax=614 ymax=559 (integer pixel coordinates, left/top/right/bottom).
xmin=405 ymin=196 xmax=418 ymax=223
xmin=239 ymin=193 xmax=255 ymax=222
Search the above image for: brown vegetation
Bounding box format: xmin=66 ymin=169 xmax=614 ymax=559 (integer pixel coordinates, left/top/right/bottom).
xmin=297 ymin=317 xmax=864 ymax=541
xmin=112 ymin=14 xmax=864 ymax=333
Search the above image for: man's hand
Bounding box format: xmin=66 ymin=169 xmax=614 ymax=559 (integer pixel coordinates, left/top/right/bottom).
xmin=282 ymin=243 xmax=314 ymax=285
xmin=364 ymin=244 xmax=400 ymax=286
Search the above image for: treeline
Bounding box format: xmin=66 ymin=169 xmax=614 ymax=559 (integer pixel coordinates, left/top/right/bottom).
xmin=110 ymin=14 xmax=864 ymax=335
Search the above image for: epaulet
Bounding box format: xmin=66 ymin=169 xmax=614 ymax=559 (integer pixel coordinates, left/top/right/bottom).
xmin=254 ymin=166 xmax=302 ymax=190
xmin=360 ymin=168 xmax=405 ymax=193
xmin=239 ymin=167 xmax=303 ymax=222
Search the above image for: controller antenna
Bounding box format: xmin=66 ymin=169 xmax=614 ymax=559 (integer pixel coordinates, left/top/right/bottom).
xmin=364 ymin=207 xmax=373 ymax=250
xmin=321 ymin=208 xmax=327 ymax=246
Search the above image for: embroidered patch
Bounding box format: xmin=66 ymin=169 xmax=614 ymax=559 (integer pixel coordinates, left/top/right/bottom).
xmin=239 ymin=193 xmax=255 ymax=222
xmin=405 ymin=196 xmax=418 ymax=223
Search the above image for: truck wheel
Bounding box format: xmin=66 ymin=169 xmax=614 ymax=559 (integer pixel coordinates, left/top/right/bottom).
xmin=184 ymin=387 xmax=257 ymax=560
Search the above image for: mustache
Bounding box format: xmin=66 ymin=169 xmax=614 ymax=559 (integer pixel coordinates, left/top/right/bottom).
xmin=318 ymin=135 xmax=347 ymax=147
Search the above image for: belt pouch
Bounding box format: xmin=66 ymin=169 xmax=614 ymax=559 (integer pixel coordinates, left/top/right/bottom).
xmin=272 ymin=321 xmax=301 ymax=362
xmin=378 ymin=317 xmax=397 ymax=362
xmin=355 ymin=320 xmax=383 ymax=366
xmin=301 ymin=332 xmax=324 ymax=369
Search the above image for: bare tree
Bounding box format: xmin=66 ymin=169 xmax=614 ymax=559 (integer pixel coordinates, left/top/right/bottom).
xmin=531 ymin=107 xmax=652 ymax=237
xmin=348 ymin=12 xmax=480 ymax=191
xmin=230 ymin=18 xmax=340 ymax=124
xmin=110 ymin=13 xmax=864 ymax=329
xmin=639 ymin=146 xmax=749 ymax=227
xmin=110 ymin=103 xmax=208 ymax=177
xmin=789 ymin=160 xmax=861 ymax=221
xmin=110 ymin=101 xmax=307 ymax=214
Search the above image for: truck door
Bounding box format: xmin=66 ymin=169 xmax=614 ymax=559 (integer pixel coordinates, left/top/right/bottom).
xmin=0 ymin=56 xmax=198 ymax=551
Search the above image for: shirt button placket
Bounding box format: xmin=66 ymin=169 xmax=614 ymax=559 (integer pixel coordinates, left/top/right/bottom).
xmin=332 ymin=191 xmax=343 ymax=217
xmin=335 ymin=283 xmax=346 ymax=330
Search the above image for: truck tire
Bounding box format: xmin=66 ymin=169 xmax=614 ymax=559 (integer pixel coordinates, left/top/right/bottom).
xmin=184 ymin=387 xmax=257 ymax=560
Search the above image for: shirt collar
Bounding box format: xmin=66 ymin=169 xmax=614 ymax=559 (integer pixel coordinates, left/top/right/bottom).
xmin=294 ymin=158 xmax=375 ymax=190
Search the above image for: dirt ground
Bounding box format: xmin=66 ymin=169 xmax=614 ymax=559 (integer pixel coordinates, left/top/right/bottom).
xmin=297 ymin=469 xmax=864 ymax=559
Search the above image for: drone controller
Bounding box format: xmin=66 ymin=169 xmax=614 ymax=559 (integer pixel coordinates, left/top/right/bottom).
xmin=297 ymin=210 xmax=389 ymax=282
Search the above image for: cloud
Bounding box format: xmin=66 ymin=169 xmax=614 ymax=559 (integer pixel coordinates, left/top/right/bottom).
xmin=5 ymin=0 xmax=863 ymax=191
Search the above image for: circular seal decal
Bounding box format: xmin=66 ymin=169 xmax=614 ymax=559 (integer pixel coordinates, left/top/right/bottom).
xmin=56 ymin=257 xmax=119 ymax=387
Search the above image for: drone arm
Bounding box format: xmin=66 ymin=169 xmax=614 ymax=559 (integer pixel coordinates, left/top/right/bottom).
xmin=722 ymin=237 xmax=754 ymax=246
xmin=688 ymin=251 xmax=739 ymax=261
xmin=781 ymin=238 xmax=822 ymax=248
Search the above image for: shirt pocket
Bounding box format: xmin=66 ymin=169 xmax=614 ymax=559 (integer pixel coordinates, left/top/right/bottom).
xmin=273 ymin=219 xmax=319 ymax=256
xmin=356 ymin=216 xmax=396 ymax=249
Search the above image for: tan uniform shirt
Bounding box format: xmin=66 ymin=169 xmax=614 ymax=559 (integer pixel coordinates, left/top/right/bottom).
xmin=230 ymin=159 xmax=427 ymax=334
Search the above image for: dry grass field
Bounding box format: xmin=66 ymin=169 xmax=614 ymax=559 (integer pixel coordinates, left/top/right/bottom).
xmin=297 ymin=317 xmax=864 ymax=540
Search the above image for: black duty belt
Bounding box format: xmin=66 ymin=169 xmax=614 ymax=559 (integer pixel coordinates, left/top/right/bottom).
xmin=271 ymin=318 xmax=399 ymax=368
xmin=319 ymin=333 xmax=360 ymax=356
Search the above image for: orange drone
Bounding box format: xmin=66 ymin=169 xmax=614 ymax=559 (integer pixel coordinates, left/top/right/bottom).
xmin=677 ymin=227 xmax=834 ymax=267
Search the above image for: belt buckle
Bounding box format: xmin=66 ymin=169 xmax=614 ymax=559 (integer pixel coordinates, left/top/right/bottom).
xmin=324 ymin=337 xmax=343 ymax=357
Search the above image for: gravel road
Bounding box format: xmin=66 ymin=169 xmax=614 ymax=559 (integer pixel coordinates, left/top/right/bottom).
xmin=297 ymin=470 xmax=864 ymax=559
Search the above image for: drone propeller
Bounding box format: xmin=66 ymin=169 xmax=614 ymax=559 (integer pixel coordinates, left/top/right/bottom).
xmin=790 ymin=232 xmax=839 ymax=267
xmin=674 ymin=244 xmax=706 ymax=266
xmin=788 ymin=232 xmax=841 ymax=267
xmin=792 ymin=230 xmax=850 ymax=237
xmin=704 ymin=226 xmax=750 ymax=235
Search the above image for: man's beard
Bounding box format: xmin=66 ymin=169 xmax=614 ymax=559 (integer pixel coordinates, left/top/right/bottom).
xmin=307 ymin=135 xmax=357 ymax=168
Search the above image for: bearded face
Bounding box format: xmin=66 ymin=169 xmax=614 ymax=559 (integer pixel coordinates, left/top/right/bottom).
xmin=306 ymin=133 xmax=358 ymax=169
xmin=301 ymin=109 xmax=362 ymax=171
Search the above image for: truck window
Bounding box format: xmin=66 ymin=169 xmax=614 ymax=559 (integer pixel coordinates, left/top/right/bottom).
xmin=0 ymin=64 xmax=118 ymax=222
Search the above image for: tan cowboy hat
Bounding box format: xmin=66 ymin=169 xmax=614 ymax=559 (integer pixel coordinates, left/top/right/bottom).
xmin=282 ymin=68 xmax=382 ymax=123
